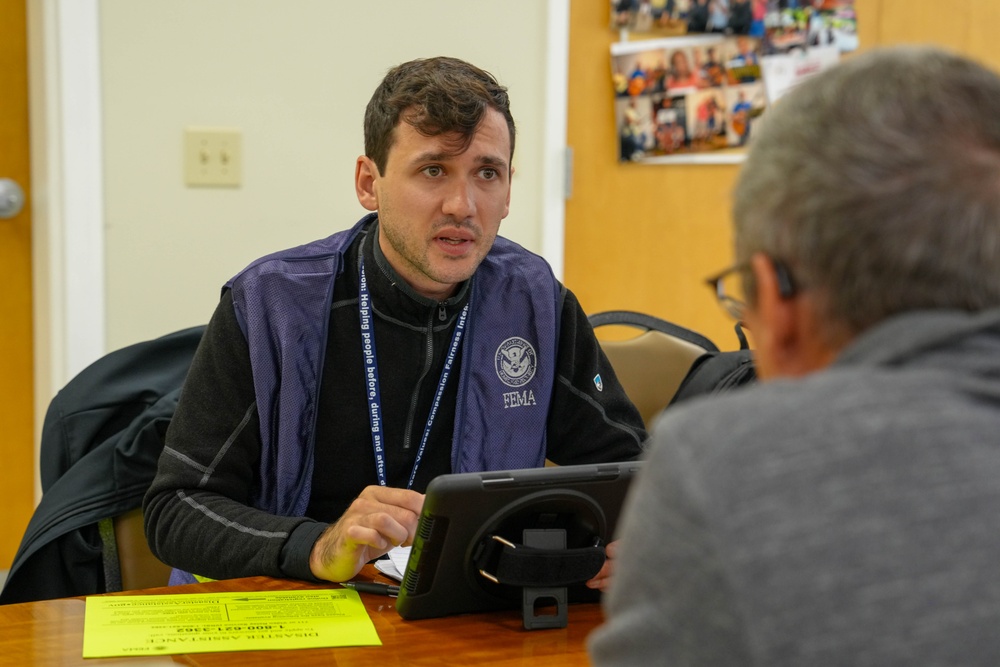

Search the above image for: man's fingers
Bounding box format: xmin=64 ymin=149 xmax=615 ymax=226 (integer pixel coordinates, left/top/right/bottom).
xmin=349 ymin=486 xmax=425 ymax=540
xmin=357 ymin=485 xmax=426 ymax=515
xmin=346 ymin=513 xmax=410 ymax=551
xmin=309 ymin=486 xmax=426 ymax=582
xmin=585 ymin=540 xmax=618 ymax=590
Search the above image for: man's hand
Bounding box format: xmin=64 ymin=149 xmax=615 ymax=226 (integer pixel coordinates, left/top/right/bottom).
xmin=585 ymin=540 xmax=619 ymax=592
xmin=309 ymin=485 xmax=425 ymax=582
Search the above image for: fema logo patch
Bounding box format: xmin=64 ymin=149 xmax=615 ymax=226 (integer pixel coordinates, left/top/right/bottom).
xmin=495 ymin=337 xmax=537 ymax=388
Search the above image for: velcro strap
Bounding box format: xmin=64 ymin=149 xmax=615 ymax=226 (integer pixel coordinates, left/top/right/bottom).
xmin=477 ymin=535 xmax=606 ymax=587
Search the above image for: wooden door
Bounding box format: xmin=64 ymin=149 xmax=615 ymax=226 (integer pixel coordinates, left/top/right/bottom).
xmin=565 ymin=0 xmax=741 ymax=350
xmin=0 ymin=0 xmax=35 ymax=568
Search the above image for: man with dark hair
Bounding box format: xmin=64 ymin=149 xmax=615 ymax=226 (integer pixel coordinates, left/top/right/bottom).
xmin=145 ymin=57 xmax=645 ymax=585
xmin=590 ymin=45 xmax=1000 ymax=665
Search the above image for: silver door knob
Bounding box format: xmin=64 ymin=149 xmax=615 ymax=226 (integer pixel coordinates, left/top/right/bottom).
xmin=0 ymin=178 xmax=26 ymax=219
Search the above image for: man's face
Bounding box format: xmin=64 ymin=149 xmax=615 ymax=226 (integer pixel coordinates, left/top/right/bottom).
xmin=355 ymin=108 xmax=512 ymax=301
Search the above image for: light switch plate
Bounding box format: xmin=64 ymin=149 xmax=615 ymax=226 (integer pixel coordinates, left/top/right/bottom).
xmin=184 ymin=127 xmax=242 ymax=187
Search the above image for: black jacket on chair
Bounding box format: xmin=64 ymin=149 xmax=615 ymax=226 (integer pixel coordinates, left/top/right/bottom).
xmin=0 ymin=325 xmax=204 ymax=604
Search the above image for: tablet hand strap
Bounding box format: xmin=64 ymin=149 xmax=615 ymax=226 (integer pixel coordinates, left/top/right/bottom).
xmin=476 ymin=534 xmax=606 ymax=587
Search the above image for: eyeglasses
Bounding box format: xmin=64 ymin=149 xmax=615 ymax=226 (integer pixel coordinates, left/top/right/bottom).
xmin=704 ymin=257 xmax=797 ymax=321
xmin=704 ymin=262 xmax=749 ymax=321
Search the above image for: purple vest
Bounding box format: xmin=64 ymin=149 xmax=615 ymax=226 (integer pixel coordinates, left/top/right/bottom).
xmin=227 ymin=214 xmax=561 ymax=516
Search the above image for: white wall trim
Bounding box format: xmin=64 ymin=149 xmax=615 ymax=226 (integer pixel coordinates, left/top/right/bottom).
xmin=57 ymin=0 xmax=106 ymax=377
xmin=29 ymin=0 xmax=106 ymax=499
xmin=542 ymin=0 xmax=569 ymax=280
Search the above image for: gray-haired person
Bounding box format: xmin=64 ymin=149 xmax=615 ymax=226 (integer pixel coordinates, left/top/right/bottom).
xmin=590 ymin=45 xmax=1000 ymax=666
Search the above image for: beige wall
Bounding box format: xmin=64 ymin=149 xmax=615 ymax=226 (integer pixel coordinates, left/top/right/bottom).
xmin=76 ymin=0 xmax=1000 ymax=361
xmin=99 ymin=0 xmax=552 ymax=350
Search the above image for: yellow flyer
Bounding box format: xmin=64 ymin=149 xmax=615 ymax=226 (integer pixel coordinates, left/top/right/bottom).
xmin=83 ymin=588 xmax=381 ymax=658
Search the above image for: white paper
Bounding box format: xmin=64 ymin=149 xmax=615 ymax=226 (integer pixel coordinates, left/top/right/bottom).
xmin=373 ymin=546 xmax=411 ymax=582
xmin=760 ymin=45 xmax=840 ymax=104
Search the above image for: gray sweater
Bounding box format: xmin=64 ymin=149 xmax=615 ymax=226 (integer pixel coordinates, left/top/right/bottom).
xmin=589 ymin=309 xmax=1000 ymax=666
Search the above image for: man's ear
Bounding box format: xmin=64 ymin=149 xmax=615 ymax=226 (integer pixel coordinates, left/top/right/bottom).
xmin=355 ymin=156 xmax=379 ymax=212
xmin=743 ymin=252 xmax=796 ymax=379
xmin=746 ymin=252 xmax=838 ymax=378
xmin=749 ymin=252 xmax=797 ymax=352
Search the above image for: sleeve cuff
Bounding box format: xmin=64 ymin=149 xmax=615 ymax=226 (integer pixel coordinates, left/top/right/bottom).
xmin=279 ymin=521 xmax=329 ymax=582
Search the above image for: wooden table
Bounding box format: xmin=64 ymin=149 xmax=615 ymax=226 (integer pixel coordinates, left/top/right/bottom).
xmin=0 ymin=566 xmax=603 ymax=665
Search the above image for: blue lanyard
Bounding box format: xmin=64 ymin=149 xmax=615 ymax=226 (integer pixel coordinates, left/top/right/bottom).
xmin=359 ymin=258 xmax=468 ymax=489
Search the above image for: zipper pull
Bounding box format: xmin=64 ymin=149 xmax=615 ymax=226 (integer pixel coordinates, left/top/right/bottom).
xmin=438 ymin=304 xmax=447 ymax=322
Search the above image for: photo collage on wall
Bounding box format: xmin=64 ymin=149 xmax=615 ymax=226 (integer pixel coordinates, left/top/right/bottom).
xmin=609 ymin=0 xmax=857 ymax=163
xmin=613 ymin=34 xmax=766 ymax=162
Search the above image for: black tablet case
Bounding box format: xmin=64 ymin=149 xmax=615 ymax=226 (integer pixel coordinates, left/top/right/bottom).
xmin=396 ymin=461 xmax=642 ymax=620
